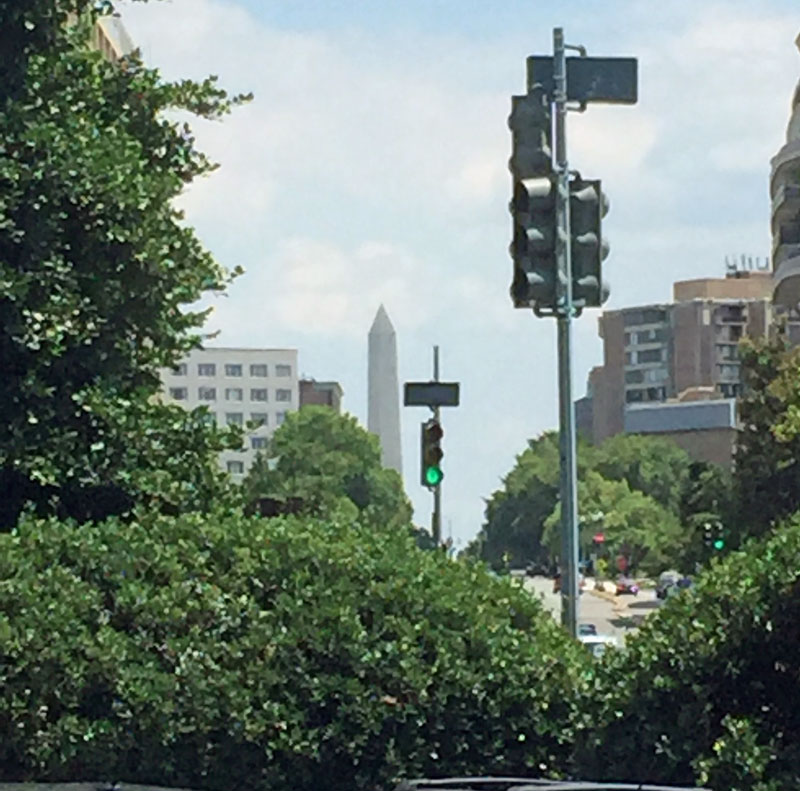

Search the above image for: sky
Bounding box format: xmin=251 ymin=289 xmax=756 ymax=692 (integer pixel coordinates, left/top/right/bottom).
xmin=117 ymin=0 xmax=799 ymax=549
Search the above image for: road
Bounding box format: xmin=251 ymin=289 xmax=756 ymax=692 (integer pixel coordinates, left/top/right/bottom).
xmin=517 ymin=574 xmax=661 ymax=643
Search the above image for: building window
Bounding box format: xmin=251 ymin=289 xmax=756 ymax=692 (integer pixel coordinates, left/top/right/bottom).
xmin=225 ymin=388 xmax=243 ymax=401
xmin=717 ymin=364 xmax=740 ymax=379
xmin=227 ymin=460 xmax=245 ymax=475
xmin=625 ymin=370 xmax=644 ymax=384
xmin=250 ymin=388 xmax=269 ymax=402
xmin=623 ymin=332 xmax=631 ymax=345
xmin=249 ymin=412 xmax=268 ymax=427
xmin=172 ymin=363 xmax=187 ymax=376
xmin=250 ymin=363 xmax=268 ymax=377
xmin=717 ymin=344 xmax=739 ymax=360
xmin=251 ymin=436 xmax=268 ymax=450
xmin=169 ymin=387 xmax=188 ymax=400
xmin=719 ymin=383 xmax=741 ymax=398
xmin=226 ymin=412 xmax=243 ymax=426
xmin=225 ymin=363 xmax=243 ymax=377
xmin=637 ymin=348 xmax=663 ymax=364
xmin=276 ymin=388 xmax=292 ymax=402
xmin=644 ymin=367 xmax=668 ymax=383
xmin=275 ymin=364 xmax=292 ymax=377
xmin=198 ymin=386 xmax=216 ymax=401
xmin=202 ymin=411 xmax=216 ymax=426
xmin=276 ymin=411 xmax=287 ymax=426
xmin=198 ymin=363 xmax=216 ymax=376
xmin=646 ymin=387 xmax=666 ymax=401
xmin=625 ymin=351 xmax=635 ymax=365
xmin=625 ymin=390 xmax=644 ymax=404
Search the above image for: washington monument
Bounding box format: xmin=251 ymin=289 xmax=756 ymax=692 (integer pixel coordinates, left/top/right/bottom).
xmin=367 ymin=305 xmax=403 ymax=476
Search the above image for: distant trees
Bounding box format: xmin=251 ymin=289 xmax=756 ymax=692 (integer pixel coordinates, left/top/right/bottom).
xmin=467 ymin=431 xmax=732 ymax=575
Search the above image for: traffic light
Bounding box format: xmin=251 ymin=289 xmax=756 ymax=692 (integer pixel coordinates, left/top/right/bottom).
xmin=712 ymin=522 xmax=725 ymax=551
xmin=702 ymin=522 xmax=713 ymax=548
xmin=508 ymin=85 xmax=558 ymax=311
xmin=569 ymin=176 xmax=610 ymax=308
xmin=420 ymin=417 xmax=444 ymax=488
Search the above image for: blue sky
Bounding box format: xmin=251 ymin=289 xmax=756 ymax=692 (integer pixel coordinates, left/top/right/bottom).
xmin=119 ymin=0 xmax=800 ymax=548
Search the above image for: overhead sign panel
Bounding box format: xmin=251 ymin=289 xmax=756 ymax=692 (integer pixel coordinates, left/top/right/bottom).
xmin=527 ymin=56 xmax=638 ymax=104
xmin=403 ymin=382 xmax=460 ymax=408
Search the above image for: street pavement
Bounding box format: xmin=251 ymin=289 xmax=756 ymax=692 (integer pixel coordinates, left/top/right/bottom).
xmin=516 ymin=573 xmax=661 ymax=643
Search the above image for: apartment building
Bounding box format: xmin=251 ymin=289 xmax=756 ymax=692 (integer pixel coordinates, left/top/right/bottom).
xmin=583 ymin=270 xmax=799 ymax=466
xmin=161 ymin=347 xmax=299 ymax=479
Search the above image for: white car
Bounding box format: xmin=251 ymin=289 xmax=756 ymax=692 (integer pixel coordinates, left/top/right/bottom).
xmin=579 ymin=634 xmax=620 ymax=658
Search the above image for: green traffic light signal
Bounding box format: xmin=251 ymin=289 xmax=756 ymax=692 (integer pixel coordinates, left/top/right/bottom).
xmin=713 ymin=538 xmax=724 ymax=551
xmin=425 ymin=465 xmax=443 ymax=487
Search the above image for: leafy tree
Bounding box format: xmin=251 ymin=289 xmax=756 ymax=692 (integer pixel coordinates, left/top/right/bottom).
xmin=574 ymin=512 xmax=800 ymax=789
xmin=734 ymin=332 xmax=800 ymax=542
xmin=543 ymin=471 xmax=684 ymax=575
xmin=242 ymin=406 xmax=412 ymax=529
xmin=473 ymin=431 xmax=721 ymax=573
xmin=0 ymin=1 xmax=250 ymax=528
xmin=465 ymin=432 xmax=561 ymax=567
xmin=0 ymin=508 xmax=588 ymax=790
xmin=592 ymin=433 xmax=691 ymax=515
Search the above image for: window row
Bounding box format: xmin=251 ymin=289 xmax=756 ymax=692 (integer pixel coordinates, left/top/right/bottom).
xmin=624 ymin=366 xmax=668 ymax=385
xmin=625 ymin=386 xmax=667 ymax=403
xmin=169 ymin=387 xmax=293 ymax=403
xmin=201 ymin=411 xmax=288 ymax=428
xmin=171 ymin=362 xmax=292 ymax=378
xmin=624 ymin=328 xmax=667 ymax=346
xmin=625 ymin=347 xmax=665 ymax=365
xmin=623 ymin=308 xmax=668 ymax=327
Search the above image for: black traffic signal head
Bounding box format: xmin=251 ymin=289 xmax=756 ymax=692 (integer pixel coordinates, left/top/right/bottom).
xmin=569 ymin=177 xmax=610 ymax=308
xmin=421 ymin=418 xmax=444 ymax=488
xmin=508 ymin=86 xmax=557 ymax=311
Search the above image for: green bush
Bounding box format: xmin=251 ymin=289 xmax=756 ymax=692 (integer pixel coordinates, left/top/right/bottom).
xmin=0 ymin=509 xmax=587 ymax=790
xmin=574 ymin=514 xmax=800 ymax=789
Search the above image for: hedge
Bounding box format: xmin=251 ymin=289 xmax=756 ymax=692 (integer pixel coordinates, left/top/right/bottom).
xmin=0 ymin=509 xmax=587 ymax=791
xmin=574 ymin=513 xmax=800 ymax=789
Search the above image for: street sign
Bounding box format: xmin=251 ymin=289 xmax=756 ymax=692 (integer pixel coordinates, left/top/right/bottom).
xmin=527 ymin=56 xmax=638 ymax=104
xmin=404 ymin=381 xmax=460 ymax=407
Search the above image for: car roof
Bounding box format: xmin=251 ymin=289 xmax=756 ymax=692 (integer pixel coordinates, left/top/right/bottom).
xmin=578 ymin=634 xmax=619 ymax=646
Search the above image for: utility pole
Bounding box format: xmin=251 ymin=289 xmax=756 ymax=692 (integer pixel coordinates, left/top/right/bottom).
xmin=403 ymin=357 xmax=460 ymax=549
xmin=553 ymin=27 xmax=579 ymax=636
xmin=507 ymin=29 xmax=637 ymax=639
xmin=432 ymin=345 xmax=442 ymax=544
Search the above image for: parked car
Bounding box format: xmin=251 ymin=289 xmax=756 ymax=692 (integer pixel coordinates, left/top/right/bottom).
xmin=578 ymin=623 xmax=597 ymax=636
xmin=615 ymin=577 xmax=639 ymax=596
xmin=579 ymin=633 xmax=620 ymax=658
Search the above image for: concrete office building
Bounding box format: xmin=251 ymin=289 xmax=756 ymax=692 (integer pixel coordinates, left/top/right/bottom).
xmin=584 ymin=270 xmax=796 ymax=465
xmin=160 ymin=347 xmax=299 ymax=479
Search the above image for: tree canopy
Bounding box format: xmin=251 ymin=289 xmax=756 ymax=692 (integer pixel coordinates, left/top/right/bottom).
xmin=242 ymin=406 xmax=413 ymax=529
xmin=468 ymin=431 xmax=730 ymax=574
xmin=0 ymin=1 xmax=250 ymax=528
xmin=734 ymin=331 xmax=800 ymax=543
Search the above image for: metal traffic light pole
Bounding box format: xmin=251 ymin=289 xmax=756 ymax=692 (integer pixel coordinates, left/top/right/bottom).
xmin=553 ymin=27 xmax=580 ymax=638
xmin=432 ymin=345 xmax=442 ymax=545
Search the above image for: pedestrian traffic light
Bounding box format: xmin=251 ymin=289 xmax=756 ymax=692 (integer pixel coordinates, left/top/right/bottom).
xmin=569 ymin=176 xmax=610 ymax=308
xmin=420 ymin=418 xmax=444 ymax=488
xmin=702 ymin=522 xmax=713 ymax=547
xmin=508 ymin=85 xmax=558 ymax=311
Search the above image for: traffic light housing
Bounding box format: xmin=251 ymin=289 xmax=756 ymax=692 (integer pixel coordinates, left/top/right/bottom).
xmin=420 ymin=418 xmax=444 ymax=488
xmin=569 ymin=176 xmax=610 ymax=308
xmin=508 ymin=86 xmax=558 ymax=310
